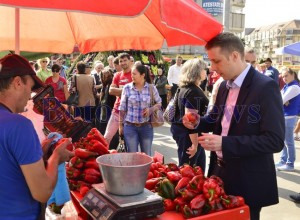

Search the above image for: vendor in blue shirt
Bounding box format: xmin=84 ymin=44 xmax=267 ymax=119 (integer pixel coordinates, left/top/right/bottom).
xmin=0 ymin=54 xmax=73 ymax=219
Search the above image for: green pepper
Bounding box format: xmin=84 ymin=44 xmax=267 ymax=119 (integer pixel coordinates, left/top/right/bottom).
xmin=159 ymin=178 xmax=176 ymax=200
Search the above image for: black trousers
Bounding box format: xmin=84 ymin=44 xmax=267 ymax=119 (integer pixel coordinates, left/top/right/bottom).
xmin=170 ymin=83 xmax=178 ymax=98
xmin=250 ymin=207 xmax=261 ymax=220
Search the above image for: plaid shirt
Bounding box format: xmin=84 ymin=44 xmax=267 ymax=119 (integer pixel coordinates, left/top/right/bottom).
xmin=119 ymin=82 xmax=161 ymax=123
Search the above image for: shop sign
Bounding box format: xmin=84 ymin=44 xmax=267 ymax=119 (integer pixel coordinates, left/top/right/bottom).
xmin=202 ymin=0 xmax=223 ymax=17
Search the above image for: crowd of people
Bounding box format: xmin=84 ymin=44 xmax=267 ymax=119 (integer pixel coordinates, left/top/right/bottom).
xmin=1 ymin=31 xmax=300 ymax=219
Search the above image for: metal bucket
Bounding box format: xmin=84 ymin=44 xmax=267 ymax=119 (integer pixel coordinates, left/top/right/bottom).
xmin=96 ymin=153 xmax=153 ymax=196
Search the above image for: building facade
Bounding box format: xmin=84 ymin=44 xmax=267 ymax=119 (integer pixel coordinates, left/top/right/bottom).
xmin=161 ymin=0 xmax=246 ymax=61
xmin=240 ymin=20 xmax=300 ymax=65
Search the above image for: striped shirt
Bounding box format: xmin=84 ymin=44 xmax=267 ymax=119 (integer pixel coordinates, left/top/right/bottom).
xmin=119 ymin=82 xmax=161 ymax=123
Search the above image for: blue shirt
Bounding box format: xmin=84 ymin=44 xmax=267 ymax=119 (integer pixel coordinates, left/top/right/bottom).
xmin=0 ymin=104 xmax=43 ymax=219
xmin=119 ymin=83 xmax=161 ymax=123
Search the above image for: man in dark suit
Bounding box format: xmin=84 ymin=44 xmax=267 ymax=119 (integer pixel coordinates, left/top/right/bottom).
xmin=184 ymin=32 xmax=285 ymax=220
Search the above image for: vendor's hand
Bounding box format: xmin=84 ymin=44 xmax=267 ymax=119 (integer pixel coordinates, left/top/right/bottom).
xmin=41 ymin=136 xmax=56 ymax=155
xmin=198 ymin=133 xmax=222 ymax=152
xmin=52 ymin=138 xmax=74 ymax=164
xmin=182 ymin=113 xmax=200 ymax=129
xmin=186 ymin=144 xmax=197 ymax=158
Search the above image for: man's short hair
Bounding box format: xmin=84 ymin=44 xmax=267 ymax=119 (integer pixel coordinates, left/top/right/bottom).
xmin=205 ymin=32 xmax=245 ymax=59
xmin=113 ymin=57 xmax=119 ymax=65
xmin=118 ymin=53 xmax=130 ymax=60
xmin=76 ymin=61 xmax=86 ymax=74
xmin=176 ymin=55 xmax=183 ymax=60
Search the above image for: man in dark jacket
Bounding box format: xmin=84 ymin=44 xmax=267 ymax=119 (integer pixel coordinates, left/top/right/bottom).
xmin=184 ymin=32 xmax=285 ymax=220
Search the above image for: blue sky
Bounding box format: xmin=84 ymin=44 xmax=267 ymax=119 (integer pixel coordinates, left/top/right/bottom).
xmin=244 ymin=0 xmax=300 ymax=28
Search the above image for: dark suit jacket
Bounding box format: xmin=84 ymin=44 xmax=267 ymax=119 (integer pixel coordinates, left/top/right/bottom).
xmin=199 ymin=66 xmax=285 ymax=208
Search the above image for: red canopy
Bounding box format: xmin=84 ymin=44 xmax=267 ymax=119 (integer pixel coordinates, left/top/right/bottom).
xmin=0 ymin=0 xmax=223 ymax=54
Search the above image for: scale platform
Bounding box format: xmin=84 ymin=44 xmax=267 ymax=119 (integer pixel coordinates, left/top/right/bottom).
xmin=80 ymin=183 xmax=164 ymax=220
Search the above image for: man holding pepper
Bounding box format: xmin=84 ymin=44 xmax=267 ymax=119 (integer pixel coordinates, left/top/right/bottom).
xmin=0 ymin=54 xmax=73 ymax=219
xmin=183 ymin=32 xmax=285 ymax=220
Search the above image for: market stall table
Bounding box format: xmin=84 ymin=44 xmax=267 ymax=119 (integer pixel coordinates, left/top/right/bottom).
xmin=71 ymin=190 xmax=250 ymax=220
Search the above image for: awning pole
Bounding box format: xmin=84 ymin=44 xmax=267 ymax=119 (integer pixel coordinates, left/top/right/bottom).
xmin=15 ymin=8 xmax=20 ymax=55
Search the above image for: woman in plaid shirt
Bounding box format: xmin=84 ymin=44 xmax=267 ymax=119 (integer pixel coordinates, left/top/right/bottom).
xmin=119 ymin=64 xmax=161 ymax=155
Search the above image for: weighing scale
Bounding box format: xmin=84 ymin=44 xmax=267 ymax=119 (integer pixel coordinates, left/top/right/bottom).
xmin=80 ymin=183 xmax=164 ymax=220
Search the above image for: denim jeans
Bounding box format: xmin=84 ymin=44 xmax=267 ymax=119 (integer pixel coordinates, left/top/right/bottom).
xmin=123 ymin=123 xmax=153 ymax=156
xmin=280 ymin=116 xmax=297 ymax=167
xmin=171 ymin=124 xmax=206 ymax=172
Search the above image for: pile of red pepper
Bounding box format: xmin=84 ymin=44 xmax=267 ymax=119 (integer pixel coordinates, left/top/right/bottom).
xmin=66 ymin=128 xmax=109 ymax=197
xmin=145 ymin=162 xmax=245 ymax=218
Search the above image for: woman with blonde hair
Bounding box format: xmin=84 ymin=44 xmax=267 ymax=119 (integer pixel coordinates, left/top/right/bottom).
xmin=36 ymin=57 xmax=52 ymax=82
xmin=171 ymin=58 xmax=209 ymax=171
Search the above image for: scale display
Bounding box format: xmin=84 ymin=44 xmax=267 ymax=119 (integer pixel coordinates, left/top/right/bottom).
xmin=80 ymin=183 xmax=164 ymax=220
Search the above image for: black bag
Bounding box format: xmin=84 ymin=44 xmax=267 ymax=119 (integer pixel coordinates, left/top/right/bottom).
xmin=66 ymin=75 xmax=79 ymax=106
xmin=116 ymin=135 xmax=127 ymax=152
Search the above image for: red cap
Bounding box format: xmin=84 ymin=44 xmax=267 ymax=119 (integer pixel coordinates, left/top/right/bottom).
xmin=0 ymin=54 xmax=45 ymax=90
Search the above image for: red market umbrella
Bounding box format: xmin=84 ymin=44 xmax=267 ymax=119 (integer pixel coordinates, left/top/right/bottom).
xmin=0 ymin=0 xmax=223 ymax=54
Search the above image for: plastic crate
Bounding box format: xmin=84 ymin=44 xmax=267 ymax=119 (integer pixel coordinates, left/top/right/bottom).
xmin=151 ymin=206 xmax=250 ymax=220
xmin=32 ymin=86 xmax=93 ymax=142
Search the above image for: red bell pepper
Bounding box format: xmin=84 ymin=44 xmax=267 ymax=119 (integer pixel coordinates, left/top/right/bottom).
xmin=174 ymin=197 xmax=188 ymax=212
xmin=67 ymin=179 xmax=78 ymax=190
xmin=179 ymin=188 xmax=198 ymax=202
xmin=84 ymin=158 xmax=99 ymax=170
xmin=221 ymin=195 xmax=245 ymax=209
xmin=190 ymin=194 xmax=206 ymax=210
xmin=74 ymin=148 xmax=98 ymax=159
xmin=212 ymin=198 xmax=224 ymax=212
xmin=203 ymin=178 xmax=221 ymax=202
xmin=193 ymin=166 xmax=204 ymax=177
xmin=163 ymin=199 xmax=176 ymax=211
xmin=188 ymin=175 xmax=205 ymax=194
xmin=150 ymin=162 xmax=158 ymax=172
xmin=167 ymin=163 xmax=179 ymax=171
xmin=83 ymin=174 xmax=101 ymax=184
xmin=82 ymin=168 xmax=101 ymax=178
xmin=166 ymin=171 xmax=182 ymax=183
xmin=77 ymin=180 xmax=91 ymax=189
xmin=182 ymin=204 xmax=202 ymax=219
xmin=145 ymin=177 xmax=162 ymax=191
xmin=79 ymin=185 xmax=90 ymax=197
xmin=66 ymin=166 xmax=81 ymax=179
xmin=86 ymin=139 xmax=109 ymax=155
xmin=175 ymin=177 xmax=190 ymax=195
xmin=69 ymin=156 xmax=84 ymax=169
xmin=209 ymin=175 xmax=224 ymax=188
xmin=180 ymin=164 xmax=195 ymax=179
xmin=87 ymin=128 xmax=108 ymax=147
xmin=147 ymin=171 xmax=154 ymax=180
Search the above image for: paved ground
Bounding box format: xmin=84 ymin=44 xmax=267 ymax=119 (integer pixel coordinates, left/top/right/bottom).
xmin=152 ymin=123 xmax=300 ymax=220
